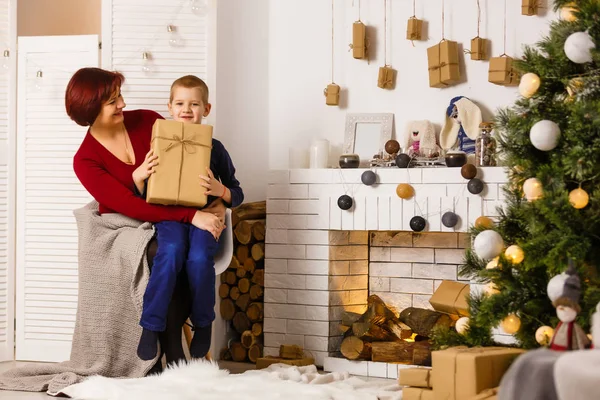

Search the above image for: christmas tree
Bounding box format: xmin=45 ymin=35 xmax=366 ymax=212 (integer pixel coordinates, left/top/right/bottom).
xmin=433 ymin=0 xmax=600 ymax=349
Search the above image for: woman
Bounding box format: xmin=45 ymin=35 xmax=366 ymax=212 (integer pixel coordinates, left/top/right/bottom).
xmin=69 ymin=68 xmax=227 ymax=369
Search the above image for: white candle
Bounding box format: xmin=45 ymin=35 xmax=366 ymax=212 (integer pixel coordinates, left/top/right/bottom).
xmin=289 ymin=147 xmax=309 ymax=169
xmin=309 ymin=139 xmax=330 ymax=168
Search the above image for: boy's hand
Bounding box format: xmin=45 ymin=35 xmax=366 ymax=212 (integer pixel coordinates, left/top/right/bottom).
xmin=203 ymin=198 xmax=227 ymax=225
xmin=132 ymin=150 xmax=158 ymax=188
xmin=199 ymin=168 xmax=226 ymax=197
xmin=191 ymin=210 xmax=224 ymax=240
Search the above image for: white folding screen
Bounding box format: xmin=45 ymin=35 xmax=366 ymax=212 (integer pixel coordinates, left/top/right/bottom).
xmin=15 ymin=35 xmax=98 ymax=362
xmin=0 ymin=0 xmax=14 ymax=363
xmin=102 ymin=0 xmax=213 ymax=119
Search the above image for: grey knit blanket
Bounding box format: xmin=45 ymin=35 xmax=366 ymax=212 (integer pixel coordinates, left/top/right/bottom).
xmin=0 ymin=201 xmax=157 ymax=395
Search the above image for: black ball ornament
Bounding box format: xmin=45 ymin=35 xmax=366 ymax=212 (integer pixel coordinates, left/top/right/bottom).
xmin=337 ymin=195 xmax=353 ymax=210
xmin=410 ymin=216 xmax=427 ymax=232
xmin=467 ymin=178 xmax=485 ymax=194
xmin=442 ymin=211 xmax=459 ymax=228
xmin=395 ymin=153 xmax=411 ymax=168
xmin=361 ymin=171 xmax=377 ymax=186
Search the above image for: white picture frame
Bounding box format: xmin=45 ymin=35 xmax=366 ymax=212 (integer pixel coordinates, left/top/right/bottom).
xmin=343 ymin=113 xmax=394 ymax=167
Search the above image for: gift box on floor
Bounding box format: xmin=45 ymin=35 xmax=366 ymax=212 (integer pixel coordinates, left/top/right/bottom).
xmin=469 ymin=387 xmax=498 ymax=400
xmin=521 ymin=0 xmax=539 ymax=16
xmin=432 ymin=347 xmax=525 ymax=400
xmin=404 ymin=387 xmax=435 ymax=400
xmin=147 ymin=119 xmax=213 ymax=208
xmin=488 ymin=56 xmax=520 ymax=86
xmin=427 ymin=40 xmax=460 ymax=88
xmin=398 ymin=367 xmax=433 ymax=388
xmin=407 ymin=17 xmax=423 ymax=40
xmin=351 ymin=21 xmax=367 ymax=59
xmin=429 ymin=280 xmax=470 ymax=317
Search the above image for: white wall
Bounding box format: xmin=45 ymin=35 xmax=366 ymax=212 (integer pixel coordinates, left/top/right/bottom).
xmin=215 ymin=0 xmax=269 ymax=203
xmin=267 ymin=0 xmax=556 ymax=169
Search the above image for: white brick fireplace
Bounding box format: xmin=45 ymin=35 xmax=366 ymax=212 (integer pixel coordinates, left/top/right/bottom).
xmin=263 ymin=167 xmax=509 ymax=367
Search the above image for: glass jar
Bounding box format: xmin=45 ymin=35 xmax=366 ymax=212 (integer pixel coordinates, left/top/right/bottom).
xmin=475 ymin=122 xmax=497 ymax=166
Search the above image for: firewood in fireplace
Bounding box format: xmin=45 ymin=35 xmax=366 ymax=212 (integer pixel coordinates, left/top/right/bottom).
xmin=220 ymin=298 xmax=236 ymax=321
xmin=236 ymin=245 xmax=250 ymax=264
xmin=248 ymin=343 xmax=263 ymax=363
xmin=399 ymin=307 xmax=453 ymax=337
xmin=340 ymin=336 xmax=372 ymax=360
xmin=232 ymin=201 xmax=266 ymax=227
xmin=218 ymin=283 xmax=230 ymax=299
xmin=238 ymin=277 xmax=250 ymax=294
xmin=370 ymin=340 xmax=432 ymax=365
xmin=235 ymin=219 xmax=265 ymax=245
xmin=251 ymin=242 xmax=265 ymax=261
xmin=249 ymin=284 xmax=263 ymax=300
xmin=233 ymin=311 xmax=251 ymax=333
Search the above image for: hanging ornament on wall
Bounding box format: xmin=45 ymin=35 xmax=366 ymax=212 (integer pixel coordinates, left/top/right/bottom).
xmin=564 ymin=31 xmax=595 ymax=64
xmin=406 ymin=0 xmax=423 ymax=41
xmin=324 ymin=0 xmax=341 ymax=106
xmin=349 ymin=0 xmax=368 ymax=60
xmin=461 ymin=164 xmax=478 ymax=180
xmin=475 ymin=216 xmax=494 ymax=229
xmin=190 ymin=0 xmax=209 ymax=16
xmin=378 ymin=0 xmax=396 ymax=89
xmin=530 ymin=120 xmax=561 ymax=151
xmin=469 ymin=0 xmax=488 ymax=60
xmin=505 ymin=245 xmax=525 ymax=264
xmin=441 ymin=211 xmax=459 ymax=228
xmin=474 ymin=230 xmax=504 ymax=260
xmin=410 ymin=216 xmax=427 ymax=232
xmin=560 ymin=3 xmax=577 ymax=21
xmin=396 ymin=183 xmax=414 ymax=199
xmin=501 ymin=314 xmax=521 ymax=334
xmin=337 ymin=195 xmax=353 ymax=210
xmin=141 ymin=52 xmax=153 ymax=74
xmin=518 ymin=73 xmax=541 ymax=98
xmin=361 ymin=170 xmax=377 ymax=186
xmin=569 ymin=187 xmax=589 ymax=209
xmin=1 ymin=50 xmax=9 ymax=70
xmin=467 ymin=178 xmax=485 ymax=194
xmin=395 ymin=153 xmax=411 ymax=168
xmin=535 ymin=326 xmax=555 ymax=346
xmin=167 ymin=25 xmax=181 ymax=47
xmin=34 ymin=70 xmax=43 ymax=92
xmin=523 ymin=177 xmax=543 ymax=201
xmin=455 ymin=317 xmax=470 ymax=335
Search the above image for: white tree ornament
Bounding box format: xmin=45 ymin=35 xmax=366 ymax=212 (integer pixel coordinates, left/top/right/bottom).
xmin=564 ymin=31 xmax=595 ymax=64
xmin=530 ymin=120 xmax=561 ymax=151
xmin=474 ymin=230 xmax=504 ymax=260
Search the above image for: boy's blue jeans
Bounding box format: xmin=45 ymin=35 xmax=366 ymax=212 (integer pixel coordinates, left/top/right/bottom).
xmin=140 ymin=221 xmax=218 ymax=332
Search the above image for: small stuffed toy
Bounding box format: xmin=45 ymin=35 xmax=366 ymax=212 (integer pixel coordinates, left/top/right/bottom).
xmin=404 ymin=120 xmax=440 ymax=158
xmin=546 ymin=260 xmax=591 ymax=351
xmin=440 ymin=96 xmax=482 ymax=154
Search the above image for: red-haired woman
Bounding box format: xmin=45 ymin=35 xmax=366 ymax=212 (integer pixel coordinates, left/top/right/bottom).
xmin=67 ymin=68 xmax=226 ymax=373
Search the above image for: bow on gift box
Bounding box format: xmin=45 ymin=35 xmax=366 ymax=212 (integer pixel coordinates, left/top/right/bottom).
xmin=155 ymin=133 xmax=212 ymax=154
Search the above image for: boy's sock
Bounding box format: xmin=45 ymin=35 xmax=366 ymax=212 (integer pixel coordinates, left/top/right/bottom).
xmin=137 ymin=328 xmax=160 ymax=360
xmin=189 ymin=322 xmax=212 ymax=359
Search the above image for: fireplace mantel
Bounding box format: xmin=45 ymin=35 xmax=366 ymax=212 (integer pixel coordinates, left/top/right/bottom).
xmin=263 ymin=167 xmax=509 ymax=367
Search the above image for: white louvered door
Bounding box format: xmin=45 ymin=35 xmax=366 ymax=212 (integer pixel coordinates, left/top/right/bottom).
xmin=102 ymin=0 xmax=212 ymax=119
xmin=0 ymin=0 xmax=14 ymax=362
xmin=15 ymin=35 xmax=98 ymax=362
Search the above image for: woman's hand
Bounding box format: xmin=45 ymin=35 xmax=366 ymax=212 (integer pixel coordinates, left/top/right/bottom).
xmin=132 ymin=150 xmax=158 ymax=193
xmin=203 ymin=198 xmax=227 ymax=225
xmin=199 ymin=168 xmax=226 ymax=198
xmin=191 ymin=210 xmax=224 ymax=240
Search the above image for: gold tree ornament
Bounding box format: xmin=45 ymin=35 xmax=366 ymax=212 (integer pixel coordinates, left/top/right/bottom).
xmin=569 ymin=187 xmax=589 ymax=209
xmin=505 ymin=245 xmax=525 ymax=264
xmin=501 ymin=314 xmax=522 ymax=334
xmin=560 ymin=3 xmax=577 ymax=22
xmin=519 ymin=73 xmax=541 ymax=98
xmin=535 ymin=326 xmax=554 ymax=346
xmin=378 ymin=0 xmax=396 ymax=90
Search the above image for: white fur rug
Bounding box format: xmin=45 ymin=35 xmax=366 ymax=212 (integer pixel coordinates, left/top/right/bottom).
xmin=61 ymin=360 xmax=402 ymax=400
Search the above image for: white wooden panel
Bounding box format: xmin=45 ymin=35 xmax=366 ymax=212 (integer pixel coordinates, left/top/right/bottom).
xmin=455 ymin=197 xmax=469 ymax=232
xmin=428 ymin=196 xmax=442 ymax=232
xmin=415 ymin=197 xmax=428 ymax=231
xmin=103 ymin=0 xmax=211 ymax=118
xmin=365 ymin=197 xmax=378 ymax=231
xmin=389 ymin=196 xmax=402 ymax=231
xmin=378 ymin=196 xmax=391 ymax=231
xmin=341 ymin=201 xmax=354 ymax=231
xmin=0 ymin=0 xmax=14 ymax=363
xmin=402 ymin=199 xmax=415 ymax=232
xmin=353 ymin=196 xmax=366 ymax=231
xmin=329 ymin=196 xmax=342 ymax=231
xmin=16 ymin=35 xmax=98 ymax=362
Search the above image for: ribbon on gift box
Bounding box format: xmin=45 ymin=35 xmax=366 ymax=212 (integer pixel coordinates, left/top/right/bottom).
xmin=152 ymin=132 xmax=212 ymax=204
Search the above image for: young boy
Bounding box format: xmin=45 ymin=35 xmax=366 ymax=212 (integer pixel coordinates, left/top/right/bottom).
xmin=133 ymin=75 xmax=244 ymax=361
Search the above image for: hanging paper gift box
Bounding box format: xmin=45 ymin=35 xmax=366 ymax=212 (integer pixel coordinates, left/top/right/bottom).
xmin=406 ymin=17 xmax=423 ymax=41
xmin=488 ymin=56 xmax=520 ymax=86
xmin=378 ymin=66 xmax=396 ymax=89
xmin=521 ymin=0 xmax=539 ymax=16
xmin=351 ymin=21 xmax=367 ymax=59
xmin=324 ymin=83 xmax=340 ymax=106
xmin=470 ymin=37 xmax=488 ymax=61
xmin=427 ymin=40 xmax=460 ymax=88
xmin=147 ymin=119 xmax=213 ymax=208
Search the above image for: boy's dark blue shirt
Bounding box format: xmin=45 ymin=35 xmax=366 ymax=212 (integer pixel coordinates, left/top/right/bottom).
xmin=137 ymin=138 xmax=244 ymax=208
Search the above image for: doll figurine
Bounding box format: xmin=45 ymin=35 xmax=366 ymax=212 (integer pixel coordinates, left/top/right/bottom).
xmin=440 ymin=96 xmax=482 ymax=154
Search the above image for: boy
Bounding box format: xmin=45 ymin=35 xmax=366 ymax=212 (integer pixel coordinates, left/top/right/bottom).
xmin=133 ymin=75 xmax=244 ymax=361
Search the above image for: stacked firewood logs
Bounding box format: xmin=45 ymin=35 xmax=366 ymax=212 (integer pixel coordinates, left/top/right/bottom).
xmin=219 ymin=201 xmax=266 ymax=363
xmin=339 ymin=295 xmax=453 ymax=366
